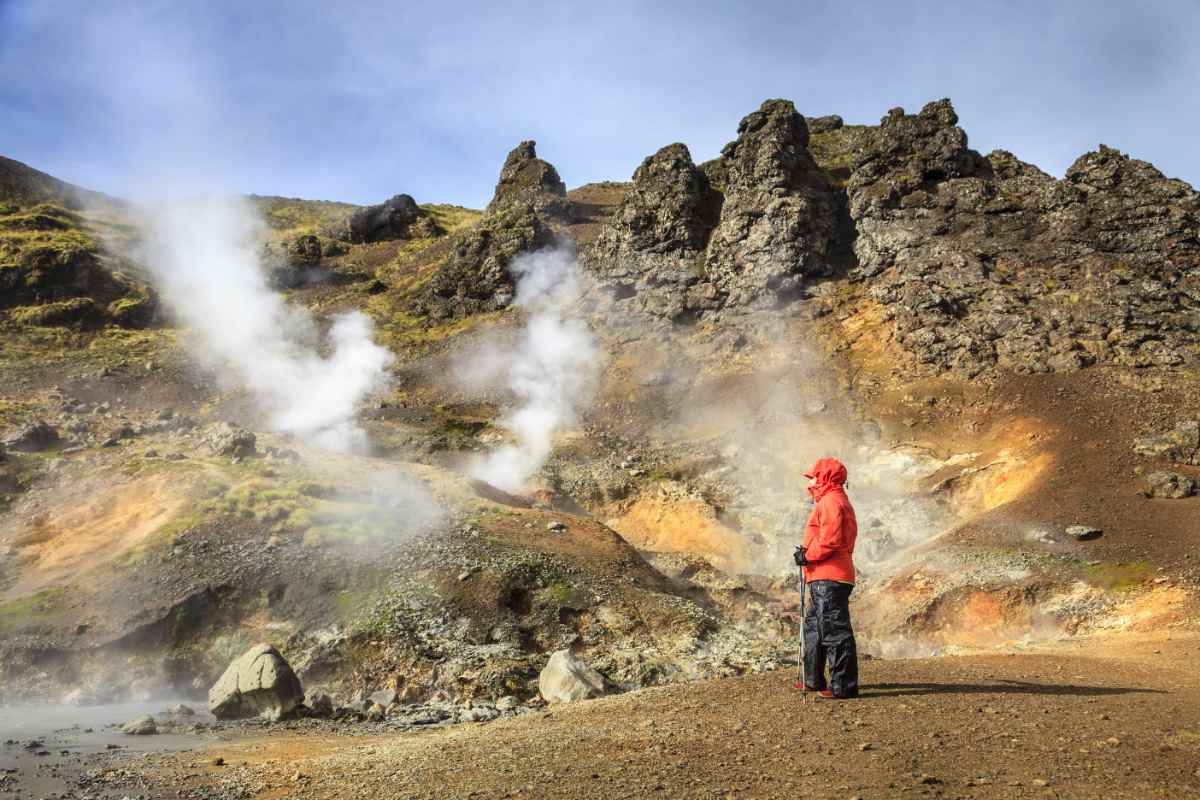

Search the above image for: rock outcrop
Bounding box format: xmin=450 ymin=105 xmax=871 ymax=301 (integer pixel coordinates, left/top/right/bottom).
xmin=587 ymin=143 xmax=720 ymax=320
xmin=705 ymin=99 xmax=838 ymax=307
xmin=411 ymin=141 xmax=567 ymax=320
xmin=208 ymin=643 xmax=304 ymax=721
xmin=538 ymin=649 xmax=606 ymax=704
xmin=589 ymin=100 xmax=838 ymax=318
xmin=487 ymin=140 xmax=569 ymax=217
xmin=846 ymin=100 xmax=1200 ymax=375
xmin=346 ymin=194 xmax=439 ymax=243
xmin=585 ymin=96 xmax=1200 ymax=375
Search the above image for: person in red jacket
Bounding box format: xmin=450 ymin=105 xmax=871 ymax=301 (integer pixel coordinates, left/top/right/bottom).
xmin=793 ymin=457 xmax=859 ymax=699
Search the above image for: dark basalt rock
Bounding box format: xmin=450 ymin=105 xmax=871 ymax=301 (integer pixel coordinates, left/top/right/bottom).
xmin=705 ymin=99 xmax=838 ymax=307
xmin=586 ymin=100 xmax=838 ymax=320
xmin=806 ymin=114 xmax=844 ymax=134
xmin=412 ymin=202 xmax=557 ymax=320
xmin=346 ymin=194 xmax=440 ymax=243
xmin=487 ymin=141 xmax=569 ymax=218
xmin=847 ymin=99 xmax=1200 ymax=376
xmin=586 ymin=143 xmax=721 ymax=321
xmin=411 ymin=141 xmax=570 ymax=320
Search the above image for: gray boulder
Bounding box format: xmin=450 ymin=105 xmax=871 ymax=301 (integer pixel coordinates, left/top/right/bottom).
xmin=205 ymin=422 xmax=257 ymax=459
xmin=208 ymin=643 xmax=304 ymax=721
xmin=286 ymin=234 xmax=323 ymax=266
xmin=538 ymin=649 xmax=606 ymax=704
xmin=1144 ymin=471 xmax=1197 ymax=499
xmin=120 ymin=715 xmax=157 ymax=735
xmin=806 ymin=114 xmax=844 ymax=134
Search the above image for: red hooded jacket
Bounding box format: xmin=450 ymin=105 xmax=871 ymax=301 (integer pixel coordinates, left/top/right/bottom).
xmin=801 ymin=457 xmax=857 ymax=584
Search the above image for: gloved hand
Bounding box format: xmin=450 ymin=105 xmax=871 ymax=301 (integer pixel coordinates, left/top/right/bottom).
xmin=792 ymin=546 xmax=808 ymax=567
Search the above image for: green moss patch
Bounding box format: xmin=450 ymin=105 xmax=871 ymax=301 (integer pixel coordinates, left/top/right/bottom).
xmin=1082 ymin=561 xmax=1155 ymax=593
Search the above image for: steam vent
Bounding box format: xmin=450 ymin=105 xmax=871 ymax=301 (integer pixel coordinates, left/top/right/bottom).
xmin=2 ymin=4 xmax=1199 ymax=796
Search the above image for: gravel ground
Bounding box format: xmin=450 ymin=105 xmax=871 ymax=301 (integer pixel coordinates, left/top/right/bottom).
xmin=103 ymin=633 xmax=1200 ymax=799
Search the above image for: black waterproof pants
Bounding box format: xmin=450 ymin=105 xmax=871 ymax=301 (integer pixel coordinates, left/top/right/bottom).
xmin=803 ymin=580 xmax=859 ymax=698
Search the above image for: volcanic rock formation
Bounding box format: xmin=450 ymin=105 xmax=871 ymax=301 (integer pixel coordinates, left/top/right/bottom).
xmin=584 ymin=97 xmax=1200 ymax=375
xmin=346 ymin=193 xmax=440 ymax=243
xmin=411 ymin=141 xmax=567 ymax=320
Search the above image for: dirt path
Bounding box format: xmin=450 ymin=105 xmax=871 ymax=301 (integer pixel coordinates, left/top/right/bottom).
xmin=118 ymin=635 xmax=1200 ymax=799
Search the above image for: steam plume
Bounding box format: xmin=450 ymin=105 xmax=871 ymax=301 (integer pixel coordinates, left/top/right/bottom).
xmin=469 ymin=247 xmax=600 ymax=493
xmin=136 ymin=195 xmax=392 ymax=452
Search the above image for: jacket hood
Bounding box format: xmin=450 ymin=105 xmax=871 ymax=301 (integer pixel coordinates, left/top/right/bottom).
xmin=805 ymin=457 xmax=848 ymax=499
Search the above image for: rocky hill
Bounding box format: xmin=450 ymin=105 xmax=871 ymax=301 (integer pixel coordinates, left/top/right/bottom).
xmin=0 ymin=97 xmax=1197 ymax=713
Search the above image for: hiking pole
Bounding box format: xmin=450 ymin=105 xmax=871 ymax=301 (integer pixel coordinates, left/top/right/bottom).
xmin=793 ymin=545 xmax=807 ymax=703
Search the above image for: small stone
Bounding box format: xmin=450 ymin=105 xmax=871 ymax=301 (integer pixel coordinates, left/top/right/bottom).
xmin=1066 ymin=524 xmax=1102 ymax=541
xmin=858 ymin=742 xmax=873 ymax=751
xmin=212 ymin=757 xmax=225 ymax=766
xmin=547 ymin=521 xmax=567 ymax=532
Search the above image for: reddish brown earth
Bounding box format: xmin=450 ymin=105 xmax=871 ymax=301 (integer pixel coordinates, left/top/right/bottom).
xmin=110 ymin=634 xmax=1200 ymax=800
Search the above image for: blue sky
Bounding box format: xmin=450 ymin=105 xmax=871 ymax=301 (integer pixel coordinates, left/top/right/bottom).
xmin=2 ymin=1 xmax=1197 ymax=208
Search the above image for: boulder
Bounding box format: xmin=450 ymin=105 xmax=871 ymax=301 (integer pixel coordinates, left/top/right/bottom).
xmin=1134 ymin=422 xmax=1200 ymax=466
xmin=207 ymin=643 xmax=304 ymax=721
xmin=538 ymin=649 xmax=606 ymax=704
xmin=1144 ymin=471 xmax=1197 ymax=499
xmin=4 ymin=421 xmax=60 ymax=452
xmin=120 ymin=715 xmax=157 ymax=735
xmin=165 ymin=703 xmax=195 ymax=717
xmin=346 ymin=194 xmax=439 ymax=243
xmin=205 ymin=422 xmax=257 ymax=459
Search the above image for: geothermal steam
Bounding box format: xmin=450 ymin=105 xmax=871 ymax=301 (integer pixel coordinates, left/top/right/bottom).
xmin=469 ymin=247 xmax=600 ymax=493
xmin=137 ymin=195 xmax=391 ymax=452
